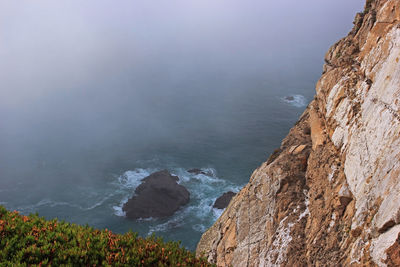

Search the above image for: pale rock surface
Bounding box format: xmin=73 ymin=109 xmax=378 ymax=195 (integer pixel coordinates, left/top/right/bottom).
xmin=196 ymin=1 xmax=400 ymax=266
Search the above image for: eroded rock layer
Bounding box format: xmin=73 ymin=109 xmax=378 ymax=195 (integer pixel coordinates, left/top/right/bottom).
xmin=196 ymin=1 xmax=400 ymax=266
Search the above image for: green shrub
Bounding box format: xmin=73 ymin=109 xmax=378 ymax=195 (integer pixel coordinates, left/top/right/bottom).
xmin=0 ymin=206 xmax=211 ymax=266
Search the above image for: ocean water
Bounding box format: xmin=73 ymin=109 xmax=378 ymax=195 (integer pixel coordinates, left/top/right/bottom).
xmin=0 ymin=92 xmax=307 ymax=250
xmin=0 ymin=0 xmax=364 ymax=251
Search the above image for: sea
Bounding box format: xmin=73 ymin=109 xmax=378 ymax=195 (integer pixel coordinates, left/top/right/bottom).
xmin=0 ymin=0 xmax=364 ymax=251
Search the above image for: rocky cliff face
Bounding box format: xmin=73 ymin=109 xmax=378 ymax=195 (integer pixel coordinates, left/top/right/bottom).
xmin=196 ymin=1 xmax=400 ymax=266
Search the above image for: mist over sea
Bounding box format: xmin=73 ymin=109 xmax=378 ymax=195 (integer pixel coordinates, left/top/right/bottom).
xmin=0 ymin=0 xmax=364 ymax=250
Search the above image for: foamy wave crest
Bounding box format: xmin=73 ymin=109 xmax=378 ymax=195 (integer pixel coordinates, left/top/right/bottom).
xmin=212 ymin=207 xmax=224 ymax=219
xmin=17 ymin=194 xmax=116 ymax=214
xmin=85 ymin=193 xmax=116 ymax=210
xmin=116 ymin=168 xmax=154 ymax=189
xmin=113 ymin=204 xmax=126 ymax=217
xmin=17 ymin=199 xmax=82 ymax=213
xmin=192 ymin=224 xmax=207 ymax=233
xmin=148 ymin=209 xmax=188 ymax=235
xmin=282 ymin=94 xmax=307 ymax=108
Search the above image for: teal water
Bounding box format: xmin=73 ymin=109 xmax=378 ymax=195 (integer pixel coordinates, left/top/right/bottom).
xmin=0 ymin=0 xmax=364 ymax=251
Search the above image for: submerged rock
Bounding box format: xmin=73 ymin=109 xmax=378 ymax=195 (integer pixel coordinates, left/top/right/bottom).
xmin=187 ymin=168 xmax=207 ymax=175
xmin=122 ymin=170 xmax=190 ymax=219
xmin=187 ymin=168 xmax=212 ymax=176
xmin=213 ymin=191 xmax=236 ymax=209
xmin=284 ymin=96 xmax=295 ymax=101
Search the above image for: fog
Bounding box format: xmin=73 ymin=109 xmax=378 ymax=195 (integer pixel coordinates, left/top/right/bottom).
xmin=0 ymin=1 xmax=364 ymax=196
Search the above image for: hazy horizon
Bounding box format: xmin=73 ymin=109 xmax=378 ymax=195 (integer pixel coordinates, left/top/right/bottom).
xmin=1 ymin=0 xmax=364 ymax=179
xmin=0 ymin=0 xmax=365 ymax=250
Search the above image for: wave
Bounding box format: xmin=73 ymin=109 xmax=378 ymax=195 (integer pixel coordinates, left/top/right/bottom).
xmin=85 ymin=193 xmax=116 ymax=210
xmin=148 ymin=209 xmax=188 ymax=235
xmin=113 ymin=200 xmax=127 ymax=217
xmin=16 ymin=199 xmax=82 ymax=213
xmin=115 ymin=168 xmax=155 ymax=190
xmin=15 ymin=193 xmax=116 ymax=214
xmin=113 ymin=167 xmax=244 ymax=235
xmin=192 ymin=224 xmax=207 ymax=233
xmin=282 ymin=94 xmax=307 ymax=108
xmin=7 ymin=165 xmax=243 ymax=243
xmin=8 ymin=165 xmax=242 ymax=239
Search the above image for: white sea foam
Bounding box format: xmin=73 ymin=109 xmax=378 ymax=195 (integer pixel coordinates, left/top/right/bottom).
xmin=116 ymin=168 xmax=154 ymax=189
xmin=192 ymin=224 xmax=207 ymax=233
xmin=113 ymin=204 xmax=126 ymax=217
xmin=85 ymin=193 xmax=116 ymax=210
xmin=17 ymin=194 xmax=116 ymax=214
xmin=113 ymin=167 xmax=243 ymax=234
xmin=16 ymin=199 xmax=82 ymax=213
xmin=212 ymin=207 xmax=224 ymax=219
xmin=282 ymin=94 xmax=307 ymax=108
xmin=12 ymin=165 xmax=242 ymax=236
xmin=113 ymin=195 xmax=130 ymax=217
xmin=148 ymin=208 xmax=189 ymax=235
xmin=111 ymin=166 xmax=245 ymax=237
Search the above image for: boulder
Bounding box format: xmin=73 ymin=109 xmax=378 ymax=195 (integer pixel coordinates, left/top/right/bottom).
xmin=213 ymin=191 xmax=236 ymax=209
xmin=122 ymin=170 xmax=190 ymax=219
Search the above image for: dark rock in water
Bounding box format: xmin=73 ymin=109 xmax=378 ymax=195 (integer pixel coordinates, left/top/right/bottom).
xmin=122 ymin=170 xmax=190 ymax=219
xmin=188 ymin=168 xmax=213 ymax=176
xmin=285 ymin=96 xmax=295 ymax=101
xmin=188 ymin=168 xmax=206 ymax=175
xmin=213 ymin=191 xmax=236 ymax=209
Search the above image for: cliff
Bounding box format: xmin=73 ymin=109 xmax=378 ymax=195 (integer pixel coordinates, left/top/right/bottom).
xmin=196 ymin=0 xmax=400 ymax=266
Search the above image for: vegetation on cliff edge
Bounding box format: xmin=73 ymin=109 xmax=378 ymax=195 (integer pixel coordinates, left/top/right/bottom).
xmin=0 ymin=206 xmax=211 ymax=266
